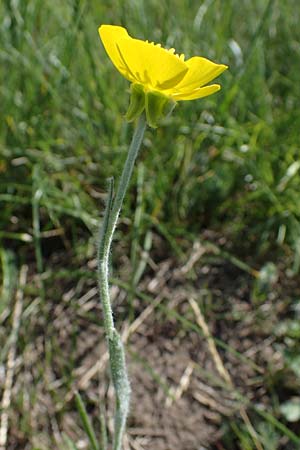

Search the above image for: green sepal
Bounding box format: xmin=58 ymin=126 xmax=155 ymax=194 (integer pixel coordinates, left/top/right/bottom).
xmin=125 ymin=83 xmax=145 ymax=122
xmin=145 ymin=90 xmax=176 ymax=128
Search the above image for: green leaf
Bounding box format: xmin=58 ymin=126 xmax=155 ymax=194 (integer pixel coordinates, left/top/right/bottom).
xmin=75 ymin=391 xmax=100 ymax=450
xmin=62 ymin=433 xmax=80 ymax=450
xmin=108 ymin=330 xmax=131 ymax=450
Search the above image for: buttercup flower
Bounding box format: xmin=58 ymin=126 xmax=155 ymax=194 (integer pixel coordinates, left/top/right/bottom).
xmin=99 ymin=25 xmax=228 ymax=127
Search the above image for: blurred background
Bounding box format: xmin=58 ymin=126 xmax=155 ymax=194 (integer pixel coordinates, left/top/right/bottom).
xmin=1 ymin=0 xmax=300 ymax=449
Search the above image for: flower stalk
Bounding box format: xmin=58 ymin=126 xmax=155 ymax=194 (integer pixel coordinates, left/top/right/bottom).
xmin=97 ymin=115 xmax=146 ymax=450
xmin=96 ymin=23 xmax=227 ymax=450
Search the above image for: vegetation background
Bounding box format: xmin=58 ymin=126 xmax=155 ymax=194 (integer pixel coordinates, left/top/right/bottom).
xmin=1 ymin=0 xmax=300 ymax=449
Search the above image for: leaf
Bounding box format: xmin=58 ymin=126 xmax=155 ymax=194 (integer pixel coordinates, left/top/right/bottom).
xmin=75 ymin=391 xmax=100 ymax=450
xmin=62 ymin=433 xmax=80 ymax=450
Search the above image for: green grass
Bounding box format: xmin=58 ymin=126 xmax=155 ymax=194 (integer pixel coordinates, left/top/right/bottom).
xmin=1 ymin=0 xmax=300 ymax=449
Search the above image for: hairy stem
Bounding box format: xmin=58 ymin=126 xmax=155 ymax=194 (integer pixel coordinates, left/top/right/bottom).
xmin=97 ymin=115 xmax=146 ymax=450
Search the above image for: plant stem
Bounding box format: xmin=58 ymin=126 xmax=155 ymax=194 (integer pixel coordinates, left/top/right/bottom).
xmin=97 ymin=115 xmax=147 ymax=450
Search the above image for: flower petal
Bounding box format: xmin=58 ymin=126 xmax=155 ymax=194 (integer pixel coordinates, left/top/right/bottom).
xmin=98 ymin=24 xmax=228 ymax=111
xmin=172 ymin=84 xmax=221 ymax=101
xmin=175 ymin=56 xmax=228 ymax=91
xmin=98 ymin=25 xmax=133 ymax=81
xmin=116 ymin=37 xmax=188 ymax=90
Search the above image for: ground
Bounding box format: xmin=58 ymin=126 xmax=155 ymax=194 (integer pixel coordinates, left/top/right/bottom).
xmin=4 ymin=231 xmax=298 ymax=450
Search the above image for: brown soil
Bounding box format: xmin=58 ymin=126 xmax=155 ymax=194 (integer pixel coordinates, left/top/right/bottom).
xmin=2 ymin=235 xmax=298 ymax=450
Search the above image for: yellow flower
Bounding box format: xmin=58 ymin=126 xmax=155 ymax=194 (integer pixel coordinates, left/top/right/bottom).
xmin=98 ymin=25 xmax=228 ymax=126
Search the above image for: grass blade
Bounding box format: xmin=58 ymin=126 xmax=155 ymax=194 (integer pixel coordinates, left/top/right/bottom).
xmin=75 ymin=391 xmax=100 ymax=450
